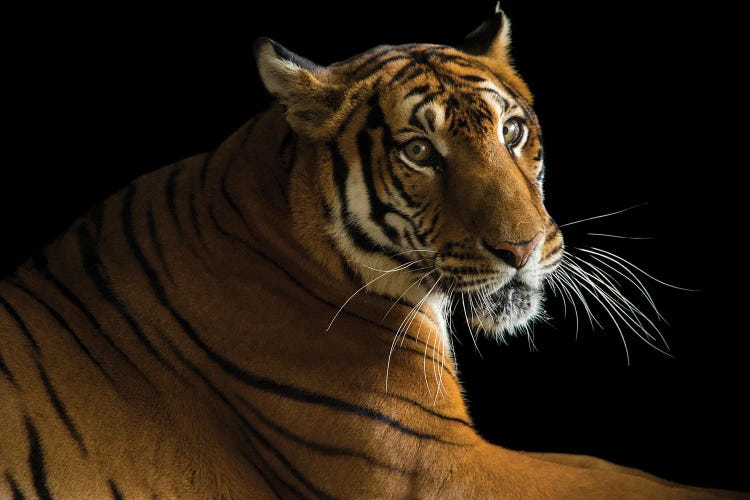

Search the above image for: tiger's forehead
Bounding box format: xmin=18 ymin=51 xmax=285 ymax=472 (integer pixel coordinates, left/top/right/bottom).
xmin=334 ymin=44 xmax=536 ymax=135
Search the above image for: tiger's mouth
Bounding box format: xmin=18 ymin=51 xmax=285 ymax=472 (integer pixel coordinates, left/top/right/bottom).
xmin=456 ymin=278 xmax=544 ymax=337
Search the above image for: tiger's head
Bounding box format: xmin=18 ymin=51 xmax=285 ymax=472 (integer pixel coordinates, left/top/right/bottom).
xmin=255 ymin=9 xmax=563 ymax=339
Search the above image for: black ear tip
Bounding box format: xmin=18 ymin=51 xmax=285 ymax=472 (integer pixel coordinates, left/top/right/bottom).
xmin=253 ymin=37 xmax=276 ymax=59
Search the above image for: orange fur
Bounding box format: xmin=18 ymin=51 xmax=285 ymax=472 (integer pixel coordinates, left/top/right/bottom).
xmin=1 ymin=10 xmax=745 ymax=499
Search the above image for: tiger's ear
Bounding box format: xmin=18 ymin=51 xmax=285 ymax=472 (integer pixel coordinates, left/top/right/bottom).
xmin=254 ymin=38 xmax=347 ymax=140
xmin=459 ymin=4 xmax=512 ymax=62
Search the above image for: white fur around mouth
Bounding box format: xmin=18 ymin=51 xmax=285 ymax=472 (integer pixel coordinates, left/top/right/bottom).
xmin=461 ymin=280 xmax=544 ymax=338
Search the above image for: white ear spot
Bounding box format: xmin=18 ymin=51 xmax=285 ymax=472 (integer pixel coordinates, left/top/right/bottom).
xmin=255 ymin=41 xmax=303 ymax=97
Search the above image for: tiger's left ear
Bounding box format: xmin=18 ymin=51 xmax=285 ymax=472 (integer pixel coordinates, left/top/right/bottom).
xmin=459 ymin=4 xmax=512 ymax=62
xmin=254 ymin=38 xmax=353 ymax=140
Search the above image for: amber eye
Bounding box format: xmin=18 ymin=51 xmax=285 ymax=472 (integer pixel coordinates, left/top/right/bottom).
xmin=502 ymin=118 xmax=525 ymax=148
xmin=402 ymin=138 xmax=436 ymax=165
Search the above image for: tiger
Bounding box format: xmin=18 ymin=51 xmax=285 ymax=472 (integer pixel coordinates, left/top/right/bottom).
xmin=0 ymin=7 xmax=743 ymax=499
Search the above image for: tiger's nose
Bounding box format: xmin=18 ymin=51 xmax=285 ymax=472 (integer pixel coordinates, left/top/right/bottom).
xmin=484 ymin=232 xmax=544 ymax=269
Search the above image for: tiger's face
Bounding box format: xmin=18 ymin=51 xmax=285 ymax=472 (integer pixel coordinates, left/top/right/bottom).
xmin=256 ymin=10 xmax=563 ymax=338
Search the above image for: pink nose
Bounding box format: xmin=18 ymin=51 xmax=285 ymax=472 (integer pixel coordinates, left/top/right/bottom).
xmin=485 ymin=232 xmax=544 ymax=269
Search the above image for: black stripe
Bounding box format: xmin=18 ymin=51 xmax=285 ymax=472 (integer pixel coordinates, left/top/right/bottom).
xmin=35 ymin=359 xmax=87 ymax=456
xmin=419 ymin=48 xmax=537 ymax=123
xmin=77 ymin=223 xmax=180 ymax=380
xmin=199 ymin=152 xmax=213 ymax=189
xmin=236 ymin=394 xmax=411 ymax=475
xmin=0 ymin=295 xmax=40 ymax=350
xmin=396 ymin=66 xmax=428 ymax=85
xmin=31 ymin=253 xmax=151 ymax=385
xmin=208 ymin=206 xmax=445 ymax=360
xmin=78 ymin=226 xmax=177 ymax=382
xmin=383 ymin=151 xmax=418 ymax=211
xmin=541 ymin=256 xmax=563 ymax=272
xmin=350 ymin=54 xmax=411 ymax=79
xmin=153 ymin=329 xmax=318 ymax=499
xmin=155 ymin=335 xmax=296 ymax=499
xmin=87 ymin=200 xmax=105 ymax=241
xmin=330 ymin=143 xmax=410 ymax=261
xmin=163 ymin=162 xmax=211 ymax=272
xmin=389 ymin=61 xmax=420 ymax=83
xmin=239 ymin=424 xmax=332 ymax=499
xmin=108 ymin=479 xmax=124 ymax=500
xmin=218 ymin=118 xmax=259 ymax=225
xmin=477 ymin=87 xmax=508 ymax=108
xmin=357 ymin=95 xmax=401 ymax=244
xmin=421 ymin=209 xmax=441 ymax=245
xmin=0 ymin=351 xmax=17 ymax=386
xmin=409 ymin=91 xmax=445 ymax=125
xmin=138 ymin=200 xmax=461 ymax=446
xmin=164 ymin=164 xmax=185 ymax=236
xmin=460 ymin=74 xmax=487 ymax=83
xmin=146 ymin=206 xmax=175 ymax=284
xmin=8 ymin=280 xmax=116 ymax=385
xmin=4 ymin=471 xmax=25 ymax=500
xmin=344 ymin=47 xmax=397 ymax=76
xmin=389 ymin=394 xmax=471 ymax=427
xmin=25 ymin=416 xmax=52 ymax=500
xmin=246 ymin=461 xmax=283 ymax=500
xmin=542 ymin=243 xmax=564 ymax=262
xmin=188 ymin=189 xmax=210 ymax=253
xmin=404 ymin=84 xmax=430 ymax=98
xmin=239 ymin=429 xmax=307 ymax=499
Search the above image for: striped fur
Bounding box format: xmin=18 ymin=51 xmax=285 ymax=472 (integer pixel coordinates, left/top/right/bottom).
xmin=0 ymin=10 xmax=736 ymax=499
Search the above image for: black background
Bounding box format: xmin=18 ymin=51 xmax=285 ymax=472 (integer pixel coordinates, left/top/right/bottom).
xmin=3 ymin=1 xmax=747 ymax=491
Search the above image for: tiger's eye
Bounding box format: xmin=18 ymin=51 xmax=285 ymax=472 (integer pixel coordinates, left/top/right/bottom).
xmin=503 ymin=118 xmax=525 ymax=148
xmin=403 ymin=139 xmax=435 ymax=164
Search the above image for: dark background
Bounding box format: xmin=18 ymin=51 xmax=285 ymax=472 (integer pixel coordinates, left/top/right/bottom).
xmin=3 ymin=1 xmax=746 ymax=491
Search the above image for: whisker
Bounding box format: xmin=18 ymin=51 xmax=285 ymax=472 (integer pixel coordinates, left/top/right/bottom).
xmin=589 ymin=246 xmax=700 ymax=292
xmin=386 ymin=248 xmax=438 ymax=258
xmin=563 ymin=258 xmax=673 ymax=360
xmin=561 ymin=260 xmax=632 ymax=364
xmin=548 ymin=269 xmax=581 ymax=338
xmin=558 ymin=202 xmax=648 ymax=228
xmin=386 ymin=273 xmax=442 ymax=393
xmin=327 ymin=260 xmax=421 ymax=332
xmin=587 ymin=232 xmax=655 ymax=240
xmin=567 ymin=256 xmax=662 ymax=344
xmin=558 ymin=263 xmax=601 ymax=330
xmin=461 ymin=292 xmax=483 ymax=358
xmin=382 ymin=267 xmax=436 ymax=322
xmin=575 ymin=248 xmax=665 ymax=322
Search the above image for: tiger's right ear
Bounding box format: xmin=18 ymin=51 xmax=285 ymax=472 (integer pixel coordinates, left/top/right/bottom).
xmin=254 ymin=38 xmax=348 ymax=140
xmin=459 ymin=4 xmax=513 ymax=63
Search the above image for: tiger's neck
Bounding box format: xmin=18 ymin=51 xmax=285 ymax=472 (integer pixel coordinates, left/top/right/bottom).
xmin=194 ymin=107 xmax=458 ymax=391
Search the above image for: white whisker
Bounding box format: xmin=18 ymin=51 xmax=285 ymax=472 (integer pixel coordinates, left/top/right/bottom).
xmin=587 ymin=232 xmax=655 ymax=240
xmin=386 ymin=273 xmax=442 ymax=394
xmin=461 ymin=292 xmax=483 ymax=357
xmin=590 ymin=246 xmax=700 ymax=292
xmin=558 ymin=202 xmax=648 ymax=228
xmin=575 ymin=247 xmax=665 ymax=322
xmin=382 ymin=268 xmax=435 ymax=322
xmin=561 ymin=260 xmax=632 ymax=364
xmin=327 ymin=260 xmax=421 ymax=332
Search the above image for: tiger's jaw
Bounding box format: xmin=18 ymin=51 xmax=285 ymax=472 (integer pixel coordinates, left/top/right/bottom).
xmin=462 ymin=279 xmax=545 ymax=338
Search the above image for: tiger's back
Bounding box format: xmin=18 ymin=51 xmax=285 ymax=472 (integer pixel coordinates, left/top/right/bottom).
xmin=0 ymin=147 xmax=273 ymax=497
xmin=0 ymin=115 xmax=478 ymax=498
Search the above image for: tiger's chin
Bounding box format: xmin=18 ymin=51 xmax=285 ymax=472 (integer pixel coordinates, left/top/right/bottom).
xmin=465 ymin=280 xmax=544 ymax=339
